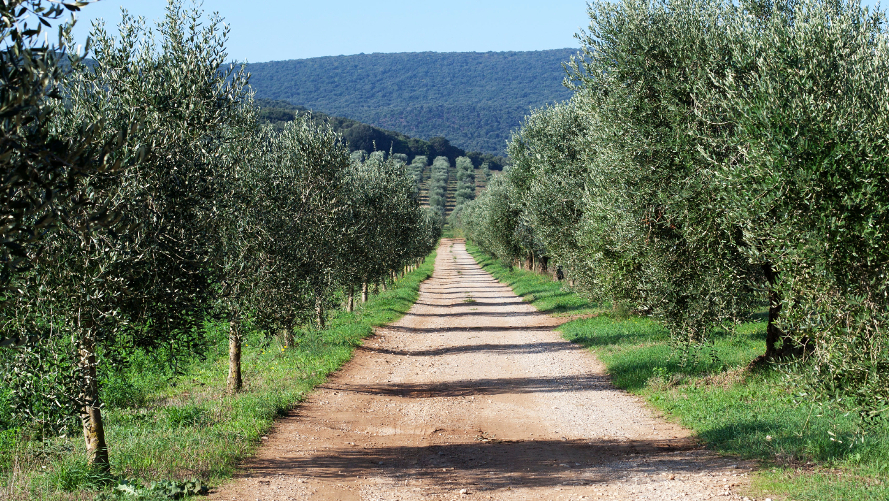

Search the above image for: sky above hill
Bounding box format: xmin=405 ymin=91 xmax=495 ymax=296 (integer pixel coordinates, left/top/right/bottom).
xmin=64 ymin=0 xmax=590 ymax=63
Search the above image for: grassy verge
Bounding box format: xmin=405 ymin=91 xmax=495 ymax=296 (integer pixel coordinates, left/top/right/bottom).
xmin=1 ymin=252 xmax=436 ymax=501
xmin=465 ymin=241 xmax=889 ymax=501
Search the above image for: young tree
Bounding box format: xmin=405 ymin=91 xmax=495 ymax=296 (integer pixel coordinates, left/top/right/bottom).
xmin=252 ymin=116 xmax=351 ymax=335
xmin=42 ymin=0 xmax=250 ymax=467
xmin=339 ymin=154 xmax=425 ymax=306
xmin=209 ymin=104 xmax=265 ymax=394
xmin=0 ymin=0 xmax=146 ymax=469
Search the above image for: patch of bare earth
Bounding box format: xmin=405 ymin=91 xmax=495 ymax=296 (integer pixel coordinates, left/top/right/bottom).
xmin=209 ymin=239 xmax=753 ymax=501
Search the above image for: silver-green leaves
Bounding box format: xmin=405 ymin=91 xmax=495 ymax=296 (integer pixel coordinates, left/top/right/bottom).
xmin=462 ymin=0 xmax=889 ymax=422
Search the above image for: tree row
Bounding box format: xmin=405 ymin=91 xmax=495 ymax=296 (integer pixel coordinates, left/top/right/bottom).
xmin=0 ymin=0 xmax=440 ymax=471
xmin=461 ymin=0 xmax=889 ymax=422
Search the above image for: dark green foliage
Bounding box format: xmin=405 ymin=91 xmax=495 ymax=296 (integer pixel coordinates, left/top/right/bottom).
xmin=246 ymin=50 xmax=575 ymax=155
xmin=256 ymin=99 xmax=507 ymax=169
xmin=1 ymin=0 xmax=257 ymax=469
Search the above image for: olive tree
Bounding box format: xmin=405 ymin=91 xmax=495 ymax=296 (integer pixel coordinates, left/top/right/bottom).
xmin=448 ymin=156 xmax=476 ymax=228
xmin=339 ymin=154 xmax=425 ymax=308
xmin=504 ymin=98 xmax=592 ymax=281
xmin=708 ymin=0 xmax=889 ymax=419
xmin=208 ymin=105 xmax=266 ymax=394
xmin=462 ymin=173 xmax=524 ymax=266
xmin=563 ymin=0 xmax=760 ymax=345
xmin=428 ymin=156 xmax=450 ymax=222
xmin=36 ymin=0 xmax=250 ymax=467
xmin=410 ymin=155 xmax=428 ymax=189
xmin=0 ymin=0 xmax=144 ymax=468
xmin=252 ymin=116 xmax=351 ymax=337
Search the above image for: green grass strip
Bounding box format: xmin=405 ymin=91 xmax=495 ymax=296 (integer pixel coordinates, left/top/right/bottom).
xmin=465 ymin=241 xmax=889 ymax=501
xmin=3 ymin=252 xmax=436 ymax=500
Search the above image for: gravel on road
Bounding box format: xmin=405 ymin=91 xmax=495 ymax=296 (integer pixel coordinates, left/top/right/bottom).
xmin=209 ymin=239 xmax=754 ymax=501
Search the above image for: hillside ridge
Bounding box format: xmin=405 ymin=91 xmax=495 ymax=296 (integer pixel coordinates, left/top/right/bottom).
xmin=246 ymin=49 xmax=576 ymax=155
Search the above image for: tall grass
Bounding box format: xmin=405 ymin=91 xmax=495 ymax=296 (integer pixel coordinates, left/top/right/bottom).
xmin=0 ymin=252 xmax=436 ymax=500
xmin=466 ymin=241 xmax=889 ymax=501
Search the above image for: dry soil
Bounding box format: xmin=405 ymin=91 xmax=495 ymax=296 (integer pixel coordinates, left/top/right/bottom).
xmin=209 ymin=239 xmax=754 ymax=501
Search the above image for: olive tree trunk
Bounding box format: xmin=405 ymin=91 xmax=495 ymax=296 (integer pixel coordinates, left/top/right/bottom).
xmin=281 ymin=327 xmax=295 ymax=348
xmin=347 ymin=285 xmax=354 ymax=312
xmin=316 ymin=295 xmax=325 ymax=329
xmin=227 ymin=320 xmax=242 ymax=393
xmin=361 ymin=281 xmax=368 ymax=303
xmin=78 ymin=332 xmax=109 ymax=472
xmin=760 ymin=263 xmax=808 ymax=361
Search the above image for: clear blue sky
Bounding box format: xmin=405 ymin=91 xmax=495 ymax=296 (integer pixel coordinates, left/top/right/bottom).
xmin=61 ymin=0 xmax=887 ymax=63
xmin=64 ymin=1 xmax=591 ymax=63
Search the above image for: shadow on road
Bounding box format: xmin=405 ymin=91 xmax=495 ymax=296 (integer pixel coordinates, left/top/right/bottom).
xmin=237 ymin=437 xmax=710 ymax=491
xmin=358 ymin=340 xmax=579 ymax=357
xmin=329 ymin=373 xmax=615 ymax=397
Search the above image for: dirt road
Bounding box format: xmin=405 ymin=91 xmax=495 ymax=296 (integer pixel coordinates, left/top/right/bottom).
xmin=210 ymin=239 xmax=752 ymax=500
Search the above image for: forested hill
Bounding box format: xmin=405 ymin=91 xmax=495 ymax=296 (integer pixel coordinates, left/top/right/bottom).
xmin=257 ymin=99 xmax=507 ymax=169
xmin=246 ymin=50 xmax=576 ymax=155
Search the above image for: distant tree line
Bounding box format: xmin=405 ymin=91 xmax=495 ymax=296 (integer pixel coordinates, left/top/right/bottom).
xmin=343 ymin=103 xmax=534 ymax=157
xmin=461 ymin=0 xmax=889 ymax=423
xmin=257 ymin=101 xmax=508 ymax=169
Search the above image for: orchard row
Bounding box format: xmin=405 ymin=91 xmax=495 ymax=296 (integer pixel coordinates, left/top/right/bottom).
xmin=460 ymin=0 xmax=889 ymax=423
xmin=0 ymin=0 xmax=440 ymax=470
